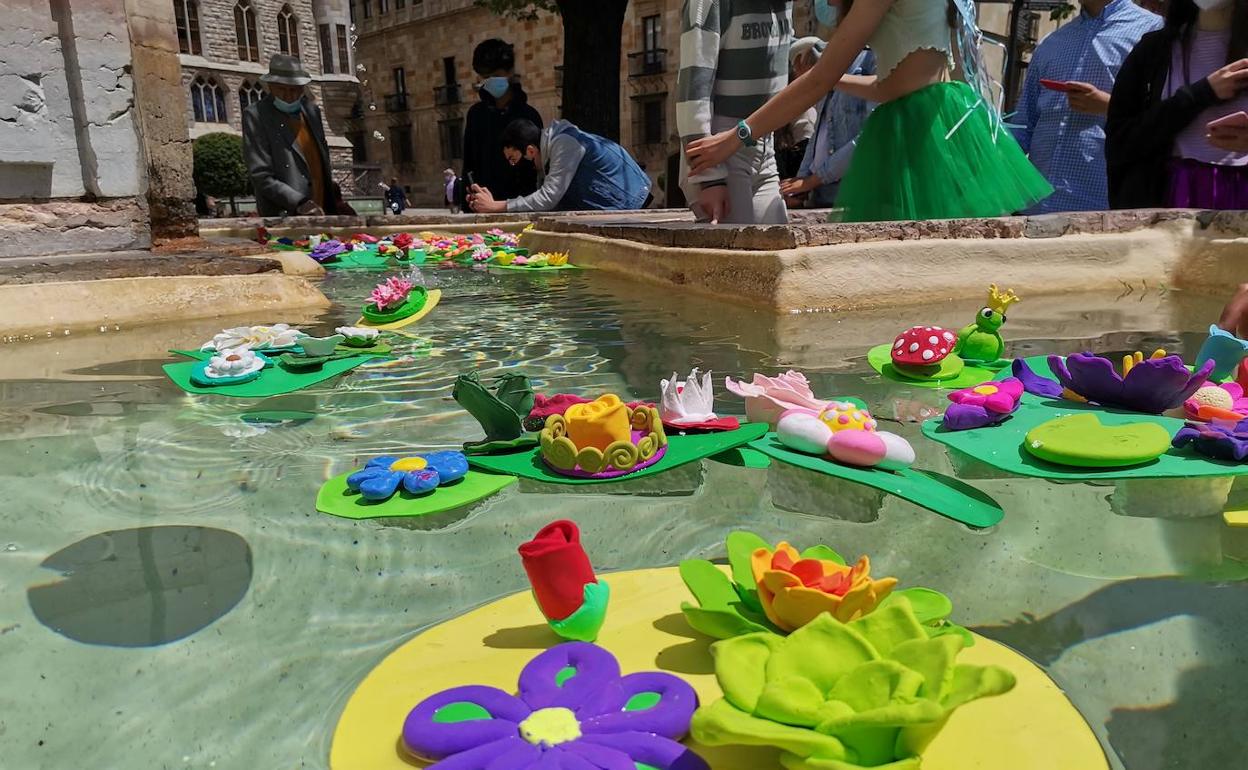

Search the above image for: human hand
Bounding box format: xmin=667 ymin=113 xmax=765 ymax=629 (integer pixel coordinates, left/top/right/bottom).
xmin=1207 ymin=59 xmax=1248 ymax=100
xmin=296 ymin=200 xmax=324 ymax=216
xmin=468 ymin=184 xmax=506 ymax=214
xmin=697 ymin=184 xmax=729 ymax=224
xmin=1218 ymin=283 xmax=1248 ymax=339
xmin=686 ymin=131 xmax=741 ymax=178
xmin=1208 ymin=124 xmax=1248 ymax=153
xmin=780 ymin=176 xmax=819 ymax=196
xmin=1065 ymin=82 xmax=1110 ymax=116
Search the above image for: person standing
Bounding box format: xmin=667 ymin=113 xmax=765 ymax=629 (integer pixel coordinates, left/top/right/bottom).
xmin=780 ymin=36 xmax=875 ymax=209
xmin=459 ymin=39 xmax=543 ymax=210
xmin=1107 ymin=0 xmax=1248 ymax=209
xmin=1013 ymin=0 xmax=1161 ymax=213
xmin=242 ymin=55 xmax=337 ymax=217
xmin=677 ymin=0 xmax=793 ymax=224
xmin=381 ymin=178 xmax=408 ymax=215
xmin=443 ymin=169 xmax=460 ymax=213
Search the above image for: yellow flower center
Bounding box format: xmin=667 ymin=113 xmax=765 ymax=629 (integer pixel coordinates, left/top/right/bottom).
xmin=518 ymin=707 xmax=581 ymax=747
xmin=972 ymin=385 xmax=998 ymax=395
xmin=389 ymin=457 xmax=428 ymax=472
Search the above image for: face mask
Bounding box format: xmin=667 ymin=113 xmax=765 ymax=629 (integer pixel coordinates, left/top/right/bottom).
xmin=482 ymin=77 xmax=511 ymax=99
xmin=814 ymin=0 xmax=838 ymax=27
xmin=273 ymin=96 xmax=303 ymax=114
xmin=1193 ymin=0 xmax=1232 ymax=10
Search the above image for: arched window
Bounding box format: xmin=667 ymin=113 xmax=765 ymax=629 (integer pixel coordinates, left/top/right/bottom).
xmin=238 ymin=80 xmax=264 ymax=113
xmin=234 ymin=1 xmax=259 ymax=62
xmin=173 ymin=0 xmax=202 ymax=56
xmin=191 ymin=75 xmax=227 ymax=123
xmin=278 ymin=5 xmax=300 ymax=58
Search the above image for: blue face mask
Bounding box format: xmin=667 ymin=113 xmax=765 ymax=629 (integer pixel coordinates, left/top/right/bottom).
xmin=482 ymin=77 xmax=511 ymax=100
xmin=273 ymin=96 xmax=303 ymax=114
xmin=814 ymin=0 xmax=838 ymax=27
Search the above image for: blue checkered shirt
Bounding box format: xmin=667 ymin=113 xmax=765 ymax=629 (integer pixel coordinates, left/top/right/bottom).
xmin=1012 ymin=0 xmax=1161 ymax=213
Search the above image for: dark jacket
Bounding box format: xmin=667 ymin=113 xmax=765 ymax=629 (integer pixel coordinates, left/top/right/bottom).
xmin=1106 ymin=29 xmax=1223 ymax=209
xmin=385 ymin=184 xmax=407 ymax=212
xmin=459 ymin=84 xmax=542 ymax=206
xmin=242 ymin=96 xmax=336 ymax=217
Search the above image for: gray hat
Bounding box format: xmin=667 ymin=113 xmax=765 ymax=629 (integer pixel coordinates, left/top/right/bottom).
xmin=260 ymin=54 xmax=311 ymax=86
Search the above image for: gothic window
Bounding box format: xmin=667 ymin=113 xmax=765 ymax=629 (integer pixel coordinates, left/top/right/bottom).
xmin=191 ymin=75 xmax=227 ymax=123
xmin=278 ymin=5 xmax=300 ymax=57
xmin=173 ymin=0 xmax=202 ymax=56
xmin=239 ymin=80 xmax=264 ymax=113
xmin=319 ymin=24 xmax=334 ymax=73
xmin=234 ymin=1 xmax=260 ymax=62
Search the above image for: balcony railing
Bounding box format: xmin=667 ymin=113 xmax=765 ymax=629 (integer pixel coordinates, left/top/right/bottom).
xmin=434 ymin=83 xmax=461 ymax=106
xmin=384 ymin=92 xmax=408 ymax=112
xmin=628 ymin=49 xmax=667 ymax=78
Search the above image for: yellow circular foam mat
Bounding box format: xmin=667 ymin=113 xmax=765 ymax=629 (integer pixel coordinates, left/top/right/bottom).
xmin=330 ymin=567 xmax=1108 ymax=770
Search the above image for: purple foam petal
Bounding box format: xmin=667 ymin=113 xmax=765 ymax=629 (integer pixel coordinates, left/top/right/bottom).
xmin=1046 ymin=354 xmax=1079 ymax=394
xmin=518 ymin=642 xmax=622 ymax=712
xmin=1116 ymin=356 xmax=1200 ymax=413
xmin=420 ymin=737 xmax=539 ymax=770
xmin=579 ymin=672 xmax=699 ymax=739
xmin=562 ymin=740 xmax=637 ymax=770
xmin=1013 ymin=359 xmax=1064 ymax=399
xmin=1176 ymin=358 xmax=1217 ymax=405
xmin=1060 ymin=353 xmax=1125 ymax=405
xmin=402 ymin=685 xmax=528 ymax=759
xmin=580 ymin=732 xmax=709 ymax=770
xmin=942 ymin=403 xmax=998 ymax=431
xmin=1172 ymin=420 xmax=1248 ymax=461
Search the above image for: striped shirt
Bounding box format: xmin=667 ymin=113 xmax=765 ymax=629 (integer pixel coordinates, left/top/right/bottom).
xmin=677 ymin=0 xmax=793 ymax=183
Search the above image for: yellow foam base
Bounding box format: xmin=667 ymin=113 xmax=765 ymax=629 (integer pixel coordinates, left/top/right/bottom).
xmin=1223 ymin=509 xmax=1248 ymax=528
xmin=355 ymin=289 xmax=442 ymax=331
xmin=330 ymin=567 xmax=1108 ymax=770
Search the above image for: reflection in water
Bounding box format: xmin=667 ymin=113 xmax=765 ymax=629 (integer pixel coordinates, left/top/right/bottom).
xmin=27 ymin=526 xmax=252 ymax=647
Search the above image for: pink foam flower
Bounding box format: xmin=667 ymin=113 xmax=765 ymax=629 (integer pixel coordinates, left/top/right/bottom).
xmin=948 ymin=378 xmax=1024 ymax=413
xmin=369 ymin=276 xmax=414 ymax=311
xmin=724 ymin=371 xmax=831 ymax=428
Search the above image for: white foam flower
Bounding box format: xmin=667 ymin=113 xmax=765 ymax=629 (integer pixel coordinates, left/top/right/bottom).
xmin=204 ymin=347 xmax=264 ymax=379
xmin=660 ymin=368 xmax=718 ymax=424
xmin=336 ymin=326 xmax=379 ymax=342
xmin=202 ymin=323 xmax=305 ymax=352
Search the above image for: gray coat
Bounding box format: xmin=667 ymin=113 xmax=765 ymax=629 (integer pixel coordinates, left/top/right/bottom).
xmin=242 ymin=96 xmax=335 ymax=217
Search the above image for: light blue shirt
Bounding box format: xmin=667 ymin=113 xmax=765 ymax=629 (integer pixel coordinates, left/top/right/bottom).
xmin=1013 ymin=0 xmax=1161 ymax=213
xmin=797 ymin=48 xmax=875 ymax=207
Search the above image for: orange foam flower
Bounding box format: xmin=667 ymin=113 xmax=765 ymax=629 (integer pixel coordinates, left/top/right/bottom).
xmin=751 ymin=543 xmax=897 ymax=632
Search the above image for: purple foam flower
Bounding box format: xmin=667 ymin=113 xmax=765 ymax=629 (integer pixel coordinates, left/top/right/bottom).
xmin=1046 ymin=353 xmax=1214 ymax=414
xmin=402 ymin=642 xmax=707 ymax=770
xmin=1012 ymin=358 xmax=1064 ymax=399
xmin=1172 ymin=418 xmax=1248 ymax=462
xmin=309 ymin=239 xmax=347 ymax=263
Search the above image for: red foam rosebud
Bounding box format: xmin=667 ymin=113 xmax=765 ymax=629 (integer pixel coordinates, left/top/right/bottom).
xmin=519 ymin=520 xmax=597 ymax=622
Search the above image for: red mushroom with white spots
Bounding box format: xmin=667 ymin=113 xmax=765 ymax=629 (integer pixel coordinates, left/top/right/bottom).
xmin=891 ymin=326 xmax=957 ymax=368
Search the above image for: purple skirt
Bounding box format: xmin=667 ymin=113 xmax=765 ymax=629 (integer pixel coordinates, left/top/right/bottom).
xmin=1165 ymin=157 xmax=1248 ymax=209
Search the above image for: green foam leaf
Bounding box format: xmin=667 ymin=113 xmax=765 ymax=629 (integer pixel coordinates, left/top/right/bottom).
xmin=315 ymin=470 xmax=516 ymax=520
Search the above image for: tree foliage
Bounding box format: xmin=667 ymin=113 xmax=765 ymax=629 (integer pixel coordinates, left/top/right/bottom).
xmin=474 ymin=0 xmax=557 ymax=21
xmin=192 ymin=132 xmax=250 ymax=200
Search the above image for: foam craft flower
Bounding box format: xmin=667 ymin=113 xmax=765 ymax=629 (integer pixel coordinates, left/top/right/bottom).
xmin=336 ymin=326 xmax=379 ymax=343
xmin=1044 ymin=351 xmax=1214 ymax=414
xmin=1184 ymin=382 xmax=1248 ymax=422
xmin=1173 ymin=418 xmax=1248 ymax=462
xmin=724 ymin=370 xmax=831 ymax=428
xmin=518 ymin=520 xmax=609 ymax=641
xmin=401 ymin=642 xmax=707 ymax=770
xmin=369 ymin=276 xmax=414 ymax=311
xmin=353 ymin=233 xmax=379 ymax=244
xmin=526 ymin=254 xmax=550 ymax=268
xmin=393 ymin=232 xmax=415 ymax=251
xmin=1195 ymin=324 xmax=1248 ymax=381
xmin=203 ymin=323 xmax=304 ymax=352
xmin=679 ymin=531 xmax=965 ymax=644
xmin=513 ymin=255 xmax=530 ymax=265
xmin=541 ymin=252 xmax=570 ymax=266
xmin=527 ymin=394 xmax=653 ymax=431
xmin=309 ymin=239 xmax=347 ymax=263
xmin=690 ymin=606 xmax=1015 ymax=770
xmin=472 ymin=245 xmax=493 ymax=262
xmin=943 ymin=377 xmax=1024 ymax=431
xmin=564 ymin=395 xmax=631 ymax=452
xmin=661 ymin=368 xmax=716 ymax=424
xmin=753 ymin=542 xmax=897 ymax=632
xmin=346 ymin=452 xmax=469 ymax=500
xmin=204 ymin=346 xmax=265 ymax=379
xmin=487 ymin=228 xmax=507 ymax=237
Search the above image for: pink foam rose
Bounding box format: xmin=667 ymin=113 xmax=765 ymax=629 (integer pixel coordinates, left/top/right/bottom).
xmin=723 ymin=370 xmax=831 ymax=427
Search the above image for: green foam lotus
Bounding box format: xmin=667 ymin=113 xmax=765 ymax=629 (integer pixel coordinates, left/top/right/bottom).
xmin=680 ymin=531 xmax=969 ymax=645
xmin=690 ymin=602 xmax=1016 ymax=769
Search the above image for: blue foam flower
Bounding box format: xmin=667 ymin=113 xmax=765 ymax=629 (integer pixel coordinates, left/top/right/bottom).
xmin=346 ymin=452 xmax=469 ymax=501
xmin=1195 ymin=324 xmax=1248 ymax=381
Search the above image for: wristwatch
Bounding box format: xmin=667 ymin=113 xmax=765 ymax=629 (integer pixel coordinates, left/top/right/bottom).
xmin=736 ymin=120 xmax=757 ymax=147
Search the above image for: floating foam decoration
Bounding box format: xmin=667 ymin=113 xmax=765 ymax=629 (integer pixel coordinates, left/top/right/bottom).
xmin=454 ymin=371 xmax=538 ymax=454
xmin=1195 ymin=324 xmax=1248 ymax=381
xmin=165 ymin=353 xmax=381 ymax=398
xmin=519 ymin=520 xmax=609 ymax=642
xmin=200 ymin=323 xmax=305 ymax=353
xmin=1023 ymin=413 xmax=1172 ymax=469
xmin=353 ymin=289 xmax=442 ymax=331
xmin=944 ymin=378 xmax=1024 ymax=431
xmin=954 ymin=283 xmax=1020 ymax=365
xmin=1015 ymin=351 xmax=1213 ymax=414
xmin=660 ymin=368 xmax=740 ymax=432
xmin=1173 ymin=418 xmax=1248 ymax=462
xmin=315 ymin=467 xmax=514 ymax=520
xmin=1184 ymin=382 xmax=1248 ymax=422
xmin=329 ymin=566 xmax=1110 ymax=770
xmin=775 ymin=409 xmax=915 ymax=471
xmin=867 ymin=344 xmax=999 ymax=390
xmin=540 ymin=396 xmax=669 ymax=479
xmin=189 ymin=347 xmax=268 ymax=386
xmin=723 ymin=370 xmax=835 ymax=428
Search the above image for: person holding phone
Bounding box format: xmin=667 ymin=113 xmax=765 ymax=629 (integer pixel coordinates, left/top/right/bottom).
xmin=1108 ymin=0 xmax=1248 ymax=209
xmin=1012 ymin=0 xmax=1161 ymax=214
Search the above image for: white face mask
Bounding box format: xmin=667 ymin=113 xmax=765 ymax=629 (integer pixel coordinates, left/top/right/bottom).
xmin=1193 ymin=0 xmax=1232 ymax=11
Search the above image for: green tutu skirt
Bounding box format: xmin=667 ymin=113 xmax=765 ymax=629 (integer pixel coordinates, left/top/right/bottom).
xmin=836 ymin=81 xmax=1052 ymax=222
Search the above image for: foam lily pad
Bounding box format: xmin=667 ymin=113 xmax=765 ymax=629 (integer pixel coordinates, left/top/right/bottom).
xmin=748 ymin=433 xmax=1004 ymax=528
xmin=164 ymin=354 xmax=381 ymax=398
xmin=316 ymin=470 xmax=516 ymax=520
xmin=467 ymin=422 xmax=768 ymax=484
xmin=867 ymin=343 xmax=1000 ymax=390
xmin=489 ymin=263 xmax=582 ymax=272
xmin=354 ymin=289 xmax=441 ymax=331
xmin=921 ymin=395 xmax=1248 ymax=480
xmin=1024 ymin=413 xmax=1171 ymax=468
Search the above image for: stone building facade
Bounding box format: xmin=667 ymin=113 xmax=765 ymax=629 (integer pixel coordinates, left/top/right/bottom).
xmin=175 ymin=0 xmax=359 ymax=190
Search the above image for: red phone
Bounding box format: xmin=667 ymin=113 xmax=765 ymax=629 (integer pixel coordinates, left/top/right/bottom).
xmin=1040 ymin=79 xmax=1073 ymax=92
xmin=1208 ymin=111 xmax=1248 ymax=131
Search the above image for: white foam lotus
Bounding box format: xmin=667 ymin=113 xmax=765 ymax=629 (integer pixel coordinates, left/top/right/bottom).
xmin=336 ymin=326 xmax=380 ymax=342
xmin=661 ymin=368 xmax=718 ymax=425
xmin=202 ymin=323 xmax=305 ymax=352
xmin=204 ymin=346 xmax=265 ymax=379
